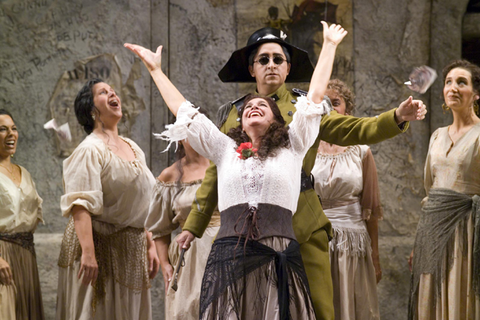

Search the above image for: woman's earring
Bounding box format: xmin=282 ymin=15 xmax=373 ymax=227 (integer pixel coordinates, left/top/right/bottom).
xmin=92 ymin=113 xmax=96 ymax=121
xmin=442 ymin=103 xmax=450 ymax=112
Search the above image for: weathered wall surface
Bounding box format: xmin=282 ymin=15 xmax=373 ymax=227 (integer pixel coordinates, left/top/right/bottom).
xmin=1 ymin=0 xmax=474 ymax=319
xmin=353 ymin=0 xmax=431 ymax=316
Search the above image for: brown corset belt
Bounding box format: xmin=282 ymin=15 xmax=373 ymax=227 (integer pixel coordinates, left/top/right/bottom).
xmin=216 ymin=203 xmax=296 ymax=241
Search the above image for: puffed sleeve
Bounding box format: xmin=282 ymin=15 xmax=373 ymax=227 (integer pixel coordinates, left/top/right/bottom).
xmin=145 ymin=181 xmax=179 ymax=239
xmin=60 ymin=143 xmax=103 ymax=217
xmin=156 ymin=100 xmax=232 ymax=165
xmin=288 ymin=96 xmax=332 ymax=155
xmin=361 ymin=147 xmax=384 ymax=221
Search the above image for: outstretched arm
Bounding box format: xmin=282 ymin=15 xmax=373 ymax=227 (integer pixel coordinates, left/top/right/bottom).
xmin=124 ymin=43 xmax=185 ymax=116
xmin=394 ymin=96 xmax=427 ymax=124
xmin=307 ymin=22 xmax=347 ymax=103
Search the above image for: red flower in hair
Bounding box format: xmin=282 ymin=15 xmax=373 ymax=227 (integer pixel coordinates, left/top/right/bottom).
xmin=236 ymin=142 xmax=258 ymax=160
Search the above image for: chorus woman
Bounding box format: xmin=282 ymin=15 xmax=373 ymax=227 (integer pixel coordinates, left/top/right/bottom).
xmin=409 ymin=60 xmax=480 ymax=319
xmin=0 ymin=109 xmax=45 ymax=319
xmin=56 ymin=80 xmax=159 ymax=320
xmin=312 ymin=80 xmax=382 ymax=319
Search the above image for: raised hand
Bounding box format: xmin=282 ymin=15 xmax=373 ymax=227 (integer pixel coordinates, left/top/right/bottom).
xmin=125 ymin=43 xmax=186 ymax=116
xmin=308 ymin=22 xmax=347 ymax=103
xmin=124 ymin=43 xmax=163 ymax=72
xmin=321 ymin=21 xmax=348 ymax=47
xmin=395 ymin=96 xmax=428 ymax=123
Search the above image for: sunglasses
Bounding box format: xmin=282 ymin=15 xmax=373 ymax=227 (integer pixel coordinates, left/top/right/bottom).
xmin=254 ymin=56 xmax=287 ymax=66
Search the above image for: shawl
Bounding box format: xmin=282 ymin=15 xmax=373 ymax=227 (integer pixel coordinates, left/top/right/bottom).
xmin=408 ymin=188 xmax=480 ymax=319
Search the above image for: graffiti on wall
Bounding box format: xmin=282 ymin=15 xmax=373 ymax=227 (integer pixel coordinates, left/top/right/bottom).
xmin=46 ymin=54 xmax=145 ymax=156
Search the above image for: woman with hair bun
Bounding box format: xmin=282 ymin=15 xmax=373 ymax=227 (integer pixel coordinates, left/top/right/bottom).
xmin=409 ymin=60 xmax=480 ymax=319
xmin=56 ymin=79 xmax=159 ymax=320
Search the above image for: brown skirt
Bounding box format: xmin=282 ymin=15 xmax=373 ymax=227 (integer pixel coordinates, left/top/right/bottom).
xmin=0 ymin=239 xmax=45 ymax=320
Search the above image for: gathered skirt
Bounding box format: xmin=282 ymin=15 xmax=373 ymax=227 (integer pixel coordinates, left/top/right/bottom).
xmin=56 ymin=218 xmax=151 ymax=320
xmin=329 ymin=228 xmax=380 ymax=320
xmin=415 ymin=215 xmax=480 ymax=319
xmin=165 ymin=225 xmax=220 ymax=319
xmin=0 ymin=239 xmax=45 ymax=320
xmin=326 ymin=202 xmax=380 ymax=320
xmin=200 ymin=236 xmax=316 ymax=320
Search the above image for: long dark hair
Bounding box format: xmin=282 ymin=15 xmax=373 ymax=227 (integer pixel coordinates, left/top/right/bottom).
xmin=227 ymin=95 xmax=290 ymax=160
xmin=74 ymin=78 xmax=103 ymax=134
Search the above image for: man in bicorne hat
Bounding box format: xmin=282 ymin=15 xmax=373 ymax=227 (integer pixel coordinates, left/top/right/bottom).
xmin=178 ymin=26 xmax=426 ymax=319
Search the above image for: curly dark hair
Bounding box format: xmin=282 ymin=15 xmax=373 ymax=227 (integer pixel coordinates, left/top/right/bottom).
xmin=227 ymin=95 xmax=290 ymax=160
xmin=442 ymin=60 xmax=480 ymax=114
xmin=74 ymin=78 xmax=103 ymax=134
xmin=327 ymin=79 xmax=355 ymax=115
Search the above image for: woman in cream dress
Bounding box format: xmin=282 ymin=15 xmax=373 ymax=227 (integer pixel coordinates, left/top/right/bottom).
xmin=0 ymin=109 xmax=44 ymax=319
xmin=312 ymin=80 xmax=382 ymax=319
xmin=56 ymin=79 xmax=159 ymax=320
xmin=146 ymin=137 xmax=220 ymax=319
xmin=409 ymin=60 xmax=480 ymax=319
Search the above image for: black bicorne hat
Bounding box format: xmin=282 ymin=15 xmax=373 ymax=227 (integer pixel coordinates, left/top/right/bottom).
xmin=218 ymin=27 xmax=315 ymax=83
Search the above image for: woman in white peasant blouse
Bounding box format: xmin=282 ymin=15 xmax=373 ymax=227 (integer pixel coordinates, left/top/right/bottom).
xmin=0 ymin=109 xmax=44 ymax=319
xmin=56 ymin=79 xmax=159 ymax=320
xmin=126 ymin=21 xmax=347 ymax=320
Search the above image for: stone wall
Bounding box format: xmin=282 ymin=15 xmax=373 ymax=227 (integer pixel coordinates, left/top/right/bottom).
xmin=1 ymin=0 xmax=476 ymax=319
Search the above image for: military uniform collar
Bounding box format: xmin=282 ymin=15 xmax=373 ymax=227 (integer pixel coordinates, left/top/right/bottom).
xmin=255 ymin=84 xmax=290 ymax=102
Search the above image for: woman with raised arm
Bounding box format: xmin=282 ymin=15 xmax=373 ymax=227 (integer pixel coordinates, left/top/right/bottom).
xmin=145 ymin=114 xmax=221 ymax=318
xmin=55 ymin=79 xmax=159 ymax=320
xmin=0 ymin=109 xmax=45 ymax=319
xmin=409 ymin=60 xmax=480 ymax=319
xmin=312 ymin=79 xmax=382 ymax=319
xmin=126 ymin=21 xmax=346 ymax=319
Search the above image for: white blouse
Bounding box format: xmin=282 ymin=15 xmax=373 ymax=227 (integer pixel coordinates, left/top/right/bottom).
xmin=0 ymin=166 xmax=43 ymax=233
xmin=312 ymin=145 xmax=383 ymax=221
xmin=60 ymin=133 xmax=156 ymax=229
xmin=159 ymin=96 xmax=331 ymax=214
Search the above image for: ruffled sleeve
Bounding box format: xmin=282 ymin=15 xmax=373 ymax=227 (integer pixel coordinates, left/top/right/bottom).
xmin=360 ymin=146 xmax=383 ymax=221
xmin=156 ymin=100 xmax=233 ymax=165
xmin=145 ymin=181 xmax=179 ymax=239
xmin=60 ymin=142 xmax=104 ymax=217
xmin=288 ymin=96 xmax=332 ymax=155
